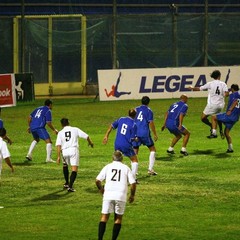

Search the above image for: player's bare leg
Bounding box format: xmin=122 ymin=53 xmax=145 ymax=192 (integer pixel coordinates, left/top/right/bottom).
xmin=167 ymin=134 xmax=181 ymax=154
xmin=201 ymin=113 xmax=212 ymax=130
xmin=180 ymin=129 xmax=190 ymax=156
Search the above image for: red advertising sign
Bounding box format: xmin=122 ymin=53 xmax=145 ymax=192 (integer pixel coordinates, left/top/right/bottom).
xmin=0 ymin=74 xmax=16 ymax=107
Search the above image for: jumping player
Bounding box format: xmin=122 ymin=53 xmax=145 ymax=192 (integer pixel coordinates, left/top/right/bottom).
xmin=189 ymin=70 xmax=229 ymax=138
xmin=211 ymin=84 xmax=240 ymax=153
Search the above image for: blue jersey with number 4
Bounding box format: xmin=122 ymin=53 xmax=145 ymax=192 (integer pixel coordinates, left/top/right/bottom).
xmin=112 ymin=117 xmax=137 ymax=149
xmin=166 ymin=101 xmax=188 ymax=126
xmin=135 ymin=105 xmax=153 ymax=137
xmin=30 ymin=106 xmax=52 ymax=130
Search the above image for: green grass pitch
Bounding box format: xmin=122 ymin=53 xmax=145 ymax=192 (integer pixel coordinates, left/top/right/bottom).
xmin=0 ymin=97 xmax=239 ymax=240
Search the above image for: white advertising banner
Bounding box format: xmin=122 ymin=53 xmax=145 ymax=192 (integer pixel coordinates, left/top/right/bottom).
xmin=98 ymin=66 xmax=239 ymax=101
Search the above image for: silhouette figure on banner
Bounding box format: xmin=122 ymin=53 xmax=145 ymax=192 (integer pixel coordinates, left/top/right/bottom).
xmin=104 ymin=72 xmax=131 ymax=98
xmin=15 ymin=81 xmax=24 ymax=100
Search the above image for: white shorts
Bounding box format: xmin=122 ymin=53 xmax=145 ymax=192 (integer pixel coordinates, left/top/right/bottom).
xmin=62 ymin=147 xmax=79 ymax=166
xmin=0 ymin=159 xmax=2 ymax=175
xmin=101 ymin=200 xmax=126 ymax=215
xmin=203 ymin=104 xmax=223 ymax=116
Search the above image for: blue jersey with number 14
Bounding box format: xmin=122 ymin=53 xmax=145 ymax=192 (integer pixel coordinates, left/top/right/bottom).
xmin=30 ymin=106 xmax=52 ymax=130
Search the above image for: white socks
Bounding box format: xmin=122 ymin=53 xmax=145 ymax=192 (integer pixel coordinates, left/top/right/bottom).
xmin=212 ymin=129 xmax=217 ymax=135
xmin=131 ymin=162 xmax=139 ymax=179
xmin=46 ymin=143 xmax=52 ymax=160
xmin=149 ymin=151 xmax=156 ymax=171
xmin=168 ymin=146 xmax=174 ymax=151
xmin=27 ymin=140 xmax=38 ymax=157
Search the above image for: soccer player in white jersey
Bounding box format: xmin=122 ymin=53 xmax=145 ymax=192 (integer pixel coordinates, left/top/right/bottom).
xmin=189 ymin=70 xmax=229 ymax=138
xmin=96 ymin=150 xmax=136 ymax=240
xmin=0 ymin=128 xmax=14 ymax=177
xmin=56 ymin=118 xmax=94 ymax=192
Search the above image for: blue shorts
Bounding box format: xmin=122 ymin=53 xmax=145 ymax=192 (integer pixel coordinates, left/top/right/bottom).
xmin=166 ymin=122 xmax=186 ymax=136
xmin=114 ymin=145 xmax=136 ymax=158
xmin=31 ymin=128 xmax=50 ymax=140
xmin=216 ymin=113 xmax=236 ymax=130
xmin=132 ymin=136 xmax=154 ymax=148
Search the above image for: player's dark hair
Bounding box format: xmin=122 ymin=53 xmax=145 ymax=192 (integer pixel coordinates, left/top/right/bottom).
xmin=210 ymin=70 xmax=221 ymax=80
xmin=142 ymin=96 xmax=150 ymax=105
xmin=0 ymin=127 xmax=6 ymax=137
xmin=231 ymin=84 xmax=239 ymax=91
xmin=44 ymin=99 xmax=52 ymax=106
xmin=60 ymin=118 xmax=69 ymax=126
xmin=129 ymin=108 xmax=137 ymax=119
xmin=113 ymin=150 xmax=123 ymax=162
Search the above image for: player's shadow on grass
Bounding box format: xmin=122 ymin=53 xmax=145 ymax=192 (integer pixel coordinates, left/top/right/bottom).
xmin=31 ymin=190 xmax=70 ymax=202
xmin=13 ymin=161 xmax=34 ymax=166
xmin=156 ymin=156 xmax=175 ymax=161
xmin=214 ymin=152 xmax=231 ymax=159
xmin=192 ymin=149 xmax=215 ymax=155
xmin=14 ymin=161 xmax=52 ymax=166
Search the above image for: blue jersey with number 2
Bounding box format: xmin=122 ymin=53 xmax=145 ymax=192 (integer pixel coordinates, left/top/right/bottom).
xmin=166 ymin=101 xmax=188 ymax=127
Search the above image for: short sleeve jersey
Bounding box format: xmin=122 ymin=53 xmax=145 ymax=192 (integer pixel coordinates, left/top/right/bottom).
xmin=112 ymin=117 xmax=137 ymax=149
xmin=200 ymin=80 xmax=228 ymax=106
xmin=30 ymin=106 xmax=52 ymax=130
xmin=0 ymin=119 xmax=3 ymax=128
xmin=135 ymin=105 xmax=153 ymax=137
xmin=227 ymin=91 xmax=240 ymax=122
xmin=0 ymin=137 xmax=10 ymax=161
xmin=166 ymin=100 xmax=188 ymax=126
xmin=56 ymin=126 xmax=88 ymax=150
xmin=96 ymin=161 xmax=135 ymax=202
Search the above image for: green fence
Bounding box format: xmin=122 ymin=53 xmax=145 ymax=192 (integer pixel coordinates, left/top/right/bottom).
xmin=0 ymin=13 xmax=240 ymax=88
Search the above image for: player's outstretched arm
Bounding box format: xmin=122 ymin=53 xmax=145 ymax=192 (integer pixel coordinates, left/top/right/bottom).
xmin=46 ymin=121 xmax=58 ymax=134
xmin=96 ymin=179 xmax=104 ymax=194
xmin=87 ymin=136 xmax=94 ymax=148
xmin=103 ymin=125 xmax=112 ymax=144
xmin=129 ymin=183 xmax=136 ymax=203
xmin=5 ymin=157 xmax=14 ymax=173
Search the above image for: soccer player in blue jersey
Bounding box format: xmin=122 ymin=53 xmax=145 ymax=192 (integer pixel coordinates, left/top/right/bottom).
xmin=211 ymin=84 xmax=240 ymax=153
xmin=103 ymin=109 xmax=139 ymax=180
xmin=26 ymin=99 xmax=58 ymax=163
xmin=162 ymin=94 xmax=190 ymax=156
xmin=133 ymin=96 xmax=158 ymax=175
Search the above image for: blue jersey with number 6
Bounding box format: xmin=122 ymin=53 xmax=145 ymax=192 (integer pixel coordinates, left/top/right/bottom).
xmin=112 ymin=117 xmax=137 ymax=150
xmin=30 ymin=105 xmax=52 ymax=130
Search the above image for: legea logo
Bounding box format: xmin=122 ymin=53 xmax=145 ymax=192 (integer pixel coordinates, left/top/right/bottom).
xmin=0 ymin=88 xmax=11 ymax=97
